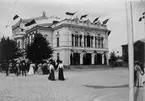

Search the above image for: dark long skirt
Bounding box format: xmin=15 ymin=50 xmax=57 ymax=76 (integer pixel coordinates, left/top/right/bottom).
xmin=48 ymin=69 xmax=55 ymax=81
xmin=134 ymin=71 xmax=137 ymax=86
xmin=58 ymin=68 xmax=65 ymax=80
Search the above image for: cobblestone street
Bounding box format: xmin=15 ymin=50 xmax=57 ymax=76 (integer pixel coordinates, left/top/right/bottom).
xmin=0 ymin=68 xmax=144 ymax=101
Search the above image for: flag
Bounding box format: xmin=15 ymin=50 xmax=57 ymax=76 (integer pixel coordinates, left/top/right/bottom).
xmin=53 ymin=21 xmax=59 ymax=24
xmin=93 ymin=17 xmax=99 ymax=23
xmin=143 ymin=12 xmax=145 ymax=15
xmin=25 ymin=19 xmax=36 ymax=26
xmin=13 ymin=15 xmax=19 ymax=20
xmin=139 ymin=17 xmax=142 ymax=22
xmin=80 ymin=14 xmax=89 ymax=20
xmin=102 ymin=19 xmax=109 ymax=25
xmin=66 ymin=12 xmax=76 ymax=16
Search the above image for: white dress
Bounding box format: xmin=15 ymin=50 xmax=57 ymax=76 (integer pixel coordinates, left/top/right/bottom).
xmin=28 ymin=63 xmax=35 ymax=75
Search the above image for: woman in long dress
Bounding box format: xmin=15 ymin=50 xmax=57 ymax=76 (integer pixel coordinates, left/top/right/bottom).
xmin=58 ymin=60 xmax=65 ymax=80
xmin=135 ymin=61 xmax=144 ymax=87
xmin=48 ymin=61 xmax=55 ymax=81
xmin=37 ymin=63 xmax=43 ymax=75
xmin=28 ymin=62 xmax=35 ymax=75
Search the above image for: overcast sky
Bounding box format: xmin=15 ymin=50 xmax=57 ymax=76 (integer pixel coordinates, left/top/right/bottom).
xmin=0 ymin=0 xmax=144 ymax=56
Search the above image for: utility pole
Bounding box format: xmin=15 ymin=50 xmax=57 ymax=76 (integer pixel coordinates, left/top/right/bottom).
xmin=125 ymin=0 xmax=134 ymax=101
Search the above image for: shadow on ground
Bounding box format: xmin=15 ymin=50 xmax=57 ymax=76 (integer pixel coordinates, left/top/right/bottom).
xmin=83 ymin=84 xmax=128 ymax=89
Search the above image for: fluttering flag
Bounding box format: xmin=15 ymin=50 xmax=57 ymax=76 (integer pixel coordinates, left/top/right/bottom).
xmin=66 ymin=12 xmax=76 ymax=16
xmin=25 ymin=19 xmax=36 ymax=26
xmin=102 ymin=19 xmax=109 ymax=25
xmin=93 ymin=17 xmax=99 ymax=23
xmin=80 ymin=14 xmax=89 ymax=20
xmin=13 ymin=15 xmax=19 ymax=20
xmin=143 ymin=12 xmax=145 ymax=15
xmin=53 ymin=20 xmax=59 ymax=24
xmin=139 ymin=17 xmax=142 ymax=22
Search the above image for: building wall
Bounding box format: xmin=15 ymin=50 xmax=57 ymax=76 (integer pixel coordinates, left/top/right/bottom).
xmin=122 ymin=41 xmax=145 ymax=66
xmin=52 ymin=26 xmax=109 ymax=65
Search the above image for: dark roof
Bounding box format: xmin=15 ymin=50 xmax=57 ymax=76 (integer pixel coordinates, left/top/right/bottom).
xmin=121 ymin=38 xmax=145 ymax=47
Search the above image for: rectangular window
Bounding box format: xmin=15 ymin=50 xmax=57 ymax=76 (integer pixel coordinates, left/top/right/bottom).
xmin=17 ymin=41 xmax=20 ymax=48
xmin=76 ymin=36 xmax=78 ymax=47
xmin=101 ymin=38 xmax=104 ymax=48
xmin=72 ymin=34 xmax=74 ymax=46
xmin=84 ymin=36 xmax=86 ymax=47
xmin=57 ymin=53 xmax=59 ymax=59
xmin=57 ymin=37 xmax=59 ymax=47
xmin=80 ymin=36 xmax=82 ymax=47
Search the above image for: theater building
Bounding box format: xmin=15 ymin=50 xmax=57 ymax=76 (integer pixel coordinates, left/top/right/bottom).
xmin=12 ymin=12 xmax=111 ymax=65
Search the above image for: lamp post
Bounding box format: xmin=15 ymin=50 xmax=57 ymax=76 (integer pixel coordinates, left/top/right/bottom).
xmin=126 ymin=0 xmax=134 ymax=101
xmin=139 ymin=1 xmax=145 ymax=74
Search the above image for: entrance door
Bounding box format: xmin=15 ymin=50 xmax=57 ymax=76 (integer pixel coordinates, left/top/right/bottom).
xmin=74 ymin=53 xmax=80 ymax=65
xmin=94 ymin=54 xmax=97 ymax=65
xmin=83 ymin=53 xmax=91 ymax=65
xmin=86 ymin=53 xmax=91 ymax=65
xmin=97 ymin=53 xmax=102 ymax=64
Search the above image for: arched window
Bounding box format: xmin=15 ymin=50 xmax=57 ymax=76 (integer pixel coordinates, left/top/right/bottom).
xmin=98 ymin=37 xmax=101 ymax=48
xmin=87 ymin=35 xmax=90 ymax=47
xmin=91 ymin=36 xmax=93 ymax=47
xmin=75 ymin=35 xmax=78 ymax=47
xmin=97 ymin=37 xmax=104 ymax=48
xmin=95 ymin=37 xmax=97 ymax=48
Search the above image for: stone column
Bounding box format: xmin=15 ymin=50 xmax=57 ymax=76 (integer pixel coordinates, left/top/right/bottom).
xmin=91 ymin=53 xmax=95 ymax=64
xmin=82 ymin=35 xmax=84 ymax=47
xmin=80 ymin=53 xmax=83 ymax=65
xmin=102 ymin=54 xmax=104 ymax=64
xmin=105 ymin=51 xmax=109 ymax=65
xmin=94 ymin=36 xmax=96 ymax=48
xmin=95 ymin=53 xmax=97 ymax=65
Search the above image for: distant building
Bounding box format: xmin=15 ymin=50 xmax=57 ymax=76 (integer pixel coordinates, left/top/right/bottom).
xmin=121 ymin=38 xmax=145 ymax=65
xmin=12 ymin=12 xmax=111 ymax=65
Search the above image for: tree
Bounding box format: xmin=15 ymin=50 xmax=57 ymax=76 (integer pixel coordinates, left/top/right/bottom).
xmin=0 ymin=36 xmax=22 ymax=62
xmin=26 ymin=33 xmax=53 ymax=63
xmin=109 ymin=51 xmax=117 ymax=66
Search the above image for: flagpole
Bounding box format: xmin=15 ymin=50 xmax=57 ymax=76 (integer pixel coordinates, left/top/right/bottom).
xmin=126 ymin=0 xmax=134 ymax=101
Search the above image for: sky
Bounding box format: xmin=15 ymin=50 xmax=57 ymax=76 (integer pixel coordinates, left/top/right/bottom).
xmin=0 ymin=0 xmax=144 ymax=56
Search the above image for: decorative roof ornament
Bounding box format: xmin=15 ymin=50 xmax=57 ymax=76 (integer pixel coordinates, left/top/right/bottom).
xmin=73 ymin=16 xmax=80 ymax=23
xmin=84 ymin=19 xmax=91 ymax=25
xmin=95 ymin=20 xmax=101 ymax=25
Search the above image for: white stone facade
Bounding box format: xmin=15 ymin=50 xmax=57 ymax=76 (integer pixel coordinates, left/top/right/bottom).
xmin=12 ymin=14 xmax=111 ymax=65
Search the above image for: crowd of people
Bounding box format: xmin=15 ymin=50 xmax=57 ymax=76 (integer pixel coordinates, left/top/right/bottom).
xmin=134 ymin=61 xmax=144 ymax=87
xmin=0 ymin=59 xmax=65 ymax=81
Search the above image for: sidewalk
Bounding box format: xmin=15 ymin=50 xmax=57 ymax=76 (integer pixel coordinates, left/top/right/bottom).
xmin=93 ymin=78 xmax=145 ymax=101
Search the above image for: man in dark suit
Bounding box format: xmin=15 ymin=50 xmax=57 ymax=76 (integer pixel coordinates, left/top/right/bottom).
xmin=21 ymin=60 xmax=27 ymax=76
xmin=3 ymin=61 xmax=9 ymax=76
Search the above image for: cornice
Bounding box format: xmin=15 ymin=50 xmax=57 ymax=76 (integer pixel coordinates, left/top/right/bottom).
xmin=52 ymin=23 xmax=110 ymax=32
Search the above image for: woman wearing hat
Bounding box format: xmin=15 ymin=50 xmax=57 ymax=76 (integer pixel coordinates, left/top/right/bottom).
xmin=134 ymin=61 xmax=144 ymax=87
xmin=48 ymin=60 xmax=55 ymax=81
xmin=57 ymin=60 xmax=65 ymax=81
